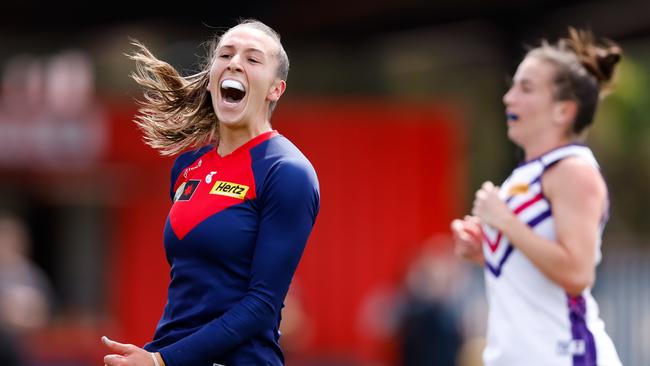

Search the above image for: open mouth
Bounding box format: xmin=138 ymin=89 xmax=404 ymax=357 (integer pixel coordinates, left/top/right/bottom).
xmin=220 ymin=79 xmax=246 ymax=103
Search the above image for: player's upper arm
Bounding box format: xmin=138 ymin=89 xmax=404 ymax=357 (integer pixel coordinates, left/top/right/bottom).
xmin=543 ymin=157 xmax=607 ymax=291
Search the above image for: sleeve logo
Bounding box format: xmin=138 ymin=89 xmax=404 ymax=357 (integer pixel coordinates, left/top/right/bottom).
xmin=209 ymin=180 xmax=250 ymax=199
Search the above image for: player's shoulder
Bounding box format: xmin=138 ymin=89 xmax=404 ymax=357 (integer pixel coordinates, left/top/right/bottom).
xmin=174 ymin=145 xmax=214 ymax=165
xmin=254 ymin=135 xmax=314 ymax=170
xmin=170 ymin=145 xmax=213 ymax=180
xmin=544 ymin=156 xmax=606 ymax=199
xmin=261 ymin=134 xmax=304 ymax=155
xmin=548 ymin=155 xmax=601 ymax=181
xmin=253 ymin=135 xmax=319 ymax=191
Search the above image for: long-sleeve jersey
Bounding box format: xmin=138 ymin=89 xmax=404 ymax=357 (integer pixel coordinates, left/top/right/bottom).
xmin=143 ymin=130 xmax=320 ymax=366
xmin=482 ymin=144 xmax=621 ymax=366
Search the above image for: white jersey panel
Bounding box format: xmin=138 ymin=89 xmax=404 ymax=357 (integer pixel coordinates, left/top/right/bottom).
xmin=481 ymin=144 xmax=621 ymax=366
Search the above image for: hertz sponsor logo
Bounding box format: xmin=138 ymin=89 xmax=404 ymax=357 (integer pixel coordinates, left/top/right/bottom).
xmin=209 ymin=180 xmax=250 ymax=199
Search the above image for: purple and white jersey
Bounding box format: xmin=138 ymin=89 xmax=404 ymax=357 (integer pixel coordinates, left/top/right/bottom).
xmin=482 ymin=145 xmax=621 ymax=366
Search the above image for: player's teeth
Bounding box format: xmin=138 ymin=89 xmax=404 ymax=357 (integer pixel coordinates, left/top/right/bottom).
xmin=221 ymin=79 xmax=245 ymax=92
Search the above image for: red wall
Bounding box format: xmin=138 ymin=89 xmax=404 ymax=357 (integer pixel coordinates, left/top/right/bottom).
xmin=108 ymin=99 xmax=465 ymax=363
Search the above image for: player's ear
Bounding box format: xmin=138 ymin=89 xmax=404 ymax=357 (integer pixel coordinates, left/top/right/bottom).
xmin=267 ymin=79 xmax=286 ymax=102
xmin=552 ymin=100 xmax=577 ymax=127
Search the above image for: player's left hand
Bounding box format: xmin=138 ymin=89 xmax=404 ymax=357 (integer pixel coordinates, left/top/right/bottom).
xmin=472 ymin=181 xmax=512 ymax=231
xmin=102 ymin=336 xmax=156 ymax=366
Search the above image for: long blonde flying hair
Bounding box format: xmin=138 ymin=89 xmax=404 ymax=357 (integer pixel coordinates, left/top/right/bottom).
xmin=128 ymin=39 xmax=216 ymax=156
xmin=128 ymin=19 xmax=288 ymax=156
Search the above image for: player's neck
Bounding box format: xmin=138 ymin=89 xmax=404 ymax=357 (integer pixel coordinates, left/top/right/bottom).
xmin=523 ymin=135 xmax=575 ymax=161
xmin=217 ymin=122 xmax=272 ymax=157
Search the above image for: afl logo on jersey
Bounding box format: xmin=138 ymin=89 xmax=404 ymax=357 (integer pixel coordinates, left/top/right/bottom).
xmin=209 ymin=180 xmax=249 ymax=199
xmin=205 ymin=171 xmax=217 ymax=184
xmin=174 ymin=179 xmax=201 ymax=202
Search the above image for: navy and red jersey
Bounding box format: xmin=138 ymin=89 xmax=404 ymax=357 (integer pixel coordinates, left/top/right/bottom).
xmin=143 ymin=130 xmax=320 ymax=366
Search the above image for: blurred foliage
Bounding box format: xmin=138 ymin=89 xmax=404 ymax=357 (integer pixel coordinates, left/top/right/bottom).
xmin=591 ymin=51 xmax=650 ymax=241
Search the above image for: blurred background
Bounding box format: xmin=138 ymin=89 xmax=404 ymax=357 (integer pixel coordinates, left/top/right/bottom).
xmin=0 ymin=1 xmax=649 ymax=365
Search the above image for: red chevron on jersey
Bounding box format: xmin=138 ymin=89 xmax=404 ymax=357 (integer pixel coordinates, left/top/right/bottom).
xmin=484 ymin=231 xmax=503 ymax=253
xmin=484 ymin=192 xmax=544 ymax=253
xmin=167 ymin=133 xmax=278 ymax=239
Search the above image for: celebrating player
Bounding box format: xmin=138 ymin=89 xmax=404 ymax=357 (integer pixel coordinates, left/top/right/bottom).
xmin=102 ymin=19 xmax=320 ymax=366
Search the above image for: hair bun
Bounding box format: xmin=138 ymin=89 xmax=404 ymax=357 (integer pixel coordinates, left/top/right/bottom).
xmin=565 ymin=27 xmax=622 ymax=88
xmin=595 ymin=46 xmax=622 ymax=83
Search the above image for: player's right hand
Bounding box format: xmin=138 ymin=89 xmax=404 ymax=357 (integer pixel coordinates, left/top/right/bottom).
xmin=451 ymin=215 xmax=484 ymax=265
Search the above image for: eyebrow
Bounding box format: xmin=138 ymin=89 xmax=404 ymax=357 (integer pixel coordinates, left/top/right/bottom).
xmin=515 ymin=78 xmax=533 ymax=87
xmin=218 ymin=45 xmax=265 ymax=55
